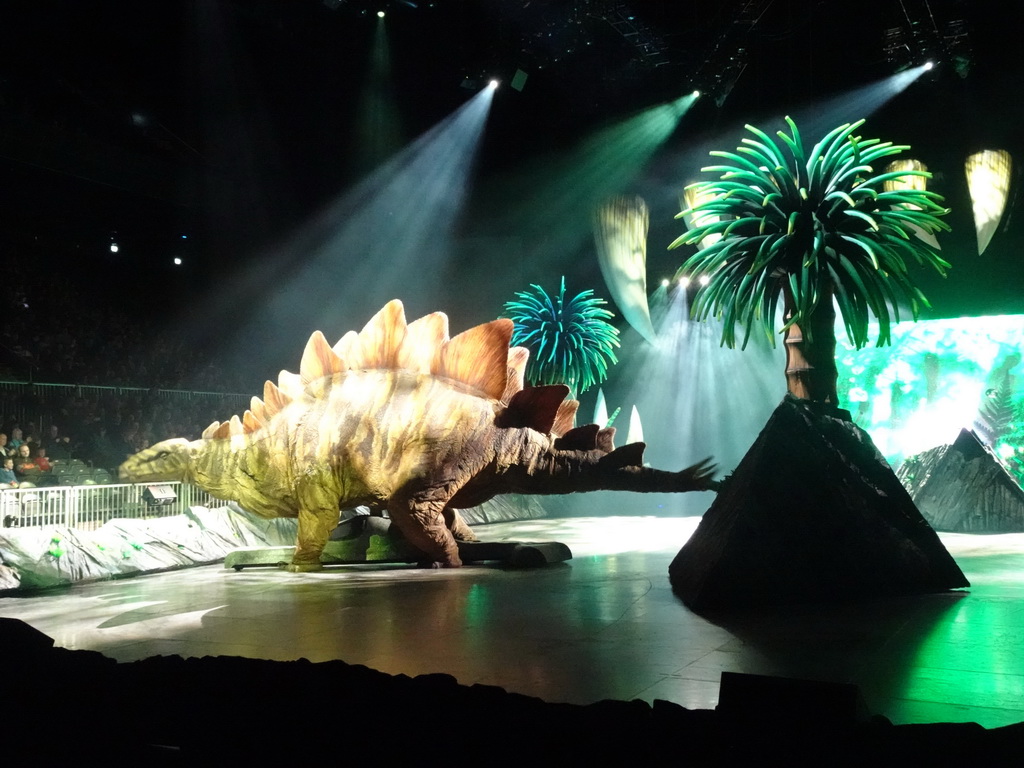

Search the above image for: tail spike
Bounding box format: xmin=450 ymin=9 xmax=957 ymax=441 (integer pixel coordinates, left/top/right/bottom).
xmin=229 ymin=415 xmax=244 ymax=436
xmin=201 ymin=421 xmax=222 ymax=440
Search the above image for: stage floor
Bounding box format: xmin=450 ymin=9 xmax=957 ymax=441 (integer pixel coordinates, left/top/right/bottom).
xmin=2 ymin=516 xmax=1023 ymax=729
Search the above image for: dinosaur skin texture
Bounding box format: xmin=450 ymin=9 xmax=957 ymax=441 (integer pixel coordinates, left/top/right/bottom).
xmin=119 ymin=300 xmax=715 ymax=570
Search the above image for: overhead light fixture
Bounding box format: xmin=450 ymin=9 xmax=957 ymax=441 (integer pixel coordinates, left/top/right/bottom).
xmin=883 ymin=8 xmax=971 ymax=76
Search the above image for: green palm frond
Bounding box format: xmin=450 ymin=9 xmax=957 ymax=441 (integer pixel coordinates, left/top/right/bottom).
xmin=502 ymin=277 xmax=620 ymax=395
xmin=670 ymin=116 xmax=951 ymax=349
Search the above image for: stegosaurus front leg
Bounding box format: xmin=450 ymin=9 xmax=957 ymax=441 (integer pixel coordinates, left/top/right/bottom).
xmin=286 ymin=504 xmax=338 ymax=572
xmin=286 ymin=475 xmax=346 ymax=571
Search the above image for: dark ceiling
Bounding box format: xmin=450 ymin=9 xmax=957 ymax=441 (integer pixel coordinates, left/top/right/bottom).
xmin=2 ymin=0 xmax=1020 ymax=320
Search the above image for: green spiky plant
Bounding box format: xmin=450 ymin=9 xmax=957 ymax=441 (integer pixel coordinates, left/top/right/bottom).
xmin=670 ymin=117 xmax=951 ymax=404
xmin=974 ymin=355 xmax=1024 ymax=487
xmin=503 ymin=277 xmax=620 ymax=397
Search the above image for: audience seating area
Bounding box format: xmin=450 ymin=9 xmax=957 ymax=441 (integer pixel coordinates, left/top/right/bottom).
xmin=16 ymin=459 xmax=114 ymax=488
xmin=0 ymin=252 xmax=251 ymax=490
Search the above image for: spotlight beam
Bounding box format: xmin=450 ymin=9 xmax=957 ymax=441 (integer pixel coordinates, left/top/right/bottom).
xmin=205 ymin=85 xmax=497 ymax=381
xmin=482 ymin=92 xmax=698 ymax=272
xmin=355 ymin=14 xmax=402 ymax=174
xmin=787 ymin=64 xmax=932 ymax=138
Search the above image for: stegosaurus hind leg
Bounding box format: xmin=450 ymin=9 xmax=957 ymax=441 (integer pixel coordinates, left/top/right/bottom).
xmin=444 ymin=508 xmax=478 ymax=542
xmin=388 ymin=492 xmax=462 ymax=568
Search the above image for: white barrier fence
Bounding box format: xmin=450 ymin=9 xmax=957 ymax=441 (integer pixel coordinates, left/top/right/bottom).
xmin=1 ymin=482 xmax=221 ymax=530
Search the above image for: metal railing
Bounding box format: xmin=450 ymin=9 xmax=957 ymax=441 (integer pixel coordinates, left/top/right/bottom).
xmin=0 ymin=380 xmax=251 ymax=428
xmin=1 ymin=482 xmax=223 ymax=531
xmin=0 ymin=380 xmax=250 ymax=402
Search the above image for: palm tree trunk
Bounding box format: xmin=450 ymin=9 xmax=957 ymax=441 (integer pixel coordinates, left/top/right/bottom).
xmin=783 ymin=287 xmax=838 ymax=404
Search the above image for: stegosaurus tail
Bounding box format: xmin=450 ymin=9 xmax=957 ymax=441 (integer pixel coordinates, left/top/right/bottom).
xmin=201 ymin=299 xmax=584 ymax=442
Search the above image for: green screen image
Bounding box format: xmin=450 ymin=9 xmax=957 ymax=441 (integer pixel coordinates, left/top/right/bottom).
xmin=835 ymin=315 xmax=1024 ymax=485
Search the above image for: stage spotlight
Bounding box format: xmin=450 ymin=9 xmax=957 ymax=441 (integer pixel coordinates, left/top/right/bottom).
xmin=692 ymin=90 xmax=700 ymax=98
xmin=489 ymin=79 xmax=499 ymax=90
xmin=173 ymin=257 xmax=182 ymax=265
xmin=924 ymin=60 xmax=935 ymax=70
xmin=110 ymin=243 xmax=119 ymax=253
xmin=142 ymin=485 xmax=177 ymax=507
xmin=661 ymin=278 xmax=670 ymax=288
xmin=377 ymin=10 xmax=385 ymax=18
xmin=698 ymin=275 xmax=710 ymax=286
xmin=679 ymin=276 xmax=690 ymax=288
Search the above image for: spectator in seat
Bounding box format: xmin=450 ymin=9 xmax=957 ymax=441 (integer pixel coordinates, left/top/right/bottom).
xmin=15 ymin=444 xmax=57 ymax=487
xmin=42 ymin=424 xmax=74 ymax=462
xmin=0 ymin=433 xmax=9 ymax=458
xmin=31 ymin=446 xmax=58 ymax=486
xmin=14 ymin=443 xmax=39 ymax=480
xmin=0 ymin=457 xmax=17 ymax=488
xmin=112 ymin=427 xmax=139 ymax=465
xmin=85 ymin=425 xmax=122 ymax=471
xmin=33 ymin=446 xmax=53 ymax=473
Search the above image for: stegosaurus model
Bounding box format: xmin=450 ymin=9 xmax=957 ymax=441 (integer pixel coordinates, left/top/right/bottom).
xmin=119 ymin=300 xmax=715 ymax=570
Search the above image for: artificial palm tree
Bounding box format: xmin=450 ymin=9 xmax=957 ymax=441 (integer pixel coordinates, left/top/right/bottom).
xmin=671 ymin=117 xmax=951 ymax=405
xmin=502 ymin=277 xmax=620 ymax=398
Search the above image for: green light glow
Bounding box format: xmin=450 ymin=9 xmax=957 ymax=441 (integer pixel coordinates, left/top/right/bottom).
xmin=487 ymin=93 xmax=697 ymax=259
xmin=836 ymin=314 xmax=1024 ymax=481
xmin=355 ymin=17 xmax=402 ymax=173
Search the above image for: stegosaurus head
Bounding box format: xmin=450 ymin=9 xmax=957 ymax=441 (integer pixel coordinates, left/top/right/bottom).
xmin=197 ymin=299 xmax=585 ymax=443
xmin=118 ymin=438 xmax=195 ymax=483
